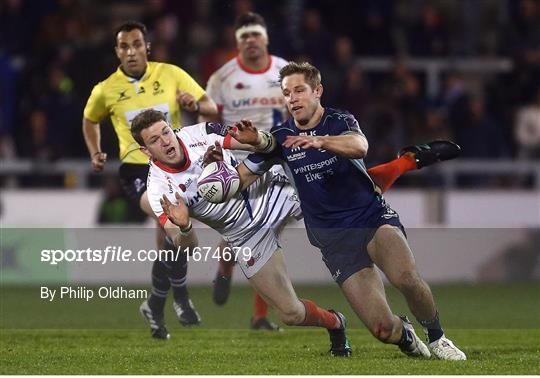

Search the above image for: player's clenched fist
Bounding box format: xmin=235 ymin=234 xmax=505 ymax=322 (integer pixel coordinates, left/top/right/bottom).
xmin=176 ymin=89 xmax=199 ymax=112
xmin=91 ymin=152 xmax=107 ymax=172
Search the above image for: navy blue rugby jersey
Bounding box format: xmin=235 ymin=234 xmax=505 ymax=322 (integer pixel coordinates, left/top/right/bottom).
xmin=244 ymin=108 xmax=385 ymax=228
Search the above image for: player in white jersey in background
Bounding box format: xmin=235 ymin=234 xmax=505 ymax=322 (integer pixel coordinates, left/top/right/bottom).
xmin=130 ymin=108 xmax=352 ymax=356
xmin=202 ymin=12 xmax=288 ymax=330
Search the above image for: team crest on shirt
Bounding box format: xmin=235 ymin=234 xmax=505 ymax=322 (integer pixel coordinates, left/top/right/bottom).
xmin=153 ymin=81 xmax=164 ymax=95
xmin=235 ymin=82 xmax=249 ymax=90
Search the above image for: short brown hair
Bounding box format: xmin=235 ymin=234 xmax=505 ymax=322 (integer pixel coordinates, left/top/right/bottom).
xmin=234 ymin=12 xmax=267 ymax=30
xmin=131 ymin=109 xmax=167 ymax=146
xmin=115 ymin=20 xmax=148 ymax=46
xmin=279 ymin=62 xmax=321 ymax=90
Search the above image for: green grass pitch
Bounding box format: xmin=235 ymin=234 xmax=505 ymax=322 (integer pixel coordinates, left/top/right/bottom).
xmin=1 ymin=283 xmax=539 ymax=374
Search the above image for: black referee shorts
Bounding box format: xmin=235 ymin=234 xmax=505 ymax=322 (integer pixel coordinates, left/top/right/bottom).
xmin=118 ymin=163 xmax=149 ymax=205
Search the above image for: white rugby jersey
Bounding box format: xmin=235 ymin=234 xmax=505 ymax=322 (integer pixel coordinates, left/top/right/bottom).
xmin=147 ymin=122 xmax=298 ymax=247
xmin=206 ymin=55 xmax=289 ymax=132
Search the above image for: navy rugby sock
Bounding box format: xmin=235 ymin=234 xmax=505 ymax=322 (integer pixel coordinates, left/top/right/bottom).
xmin=162 ymin=236 xmax=189 ymax=302
xmin=148 ymin=260 xmax=170 ymax=315
xmin=398 ymin=324 xmax=413 ymax=347
xmin=169 ymin=252 xmax=189 ymax=302
xmin=419 ymin=311 xmax=444 ymax=343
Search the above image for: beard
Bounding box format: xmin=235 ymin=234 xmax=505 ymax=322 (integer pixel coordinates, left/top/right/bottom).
xmin=297 ymin=117 xmax=309 ymax=126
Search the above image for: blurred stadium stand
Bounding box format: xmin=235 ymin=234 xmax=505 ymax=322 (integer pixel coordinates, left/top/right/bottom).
xmin=1 ymin=0 xmax=539 ymax=184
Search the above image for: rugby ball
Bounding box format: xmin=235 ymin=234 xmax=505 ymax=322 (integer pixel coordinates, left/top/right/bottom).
xmin=197 ymin=161 xmax=240 ymax=203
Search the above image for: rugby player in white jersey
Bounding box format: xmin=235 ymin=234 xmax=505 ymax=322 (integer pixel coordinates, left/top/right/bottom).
xmin=82 ymin=21 xmax=218 ymax=339
xmin=130 ymin=108 xmax=352 ymax=356
xmin=202 ymin=12 xmax=289 ymax=330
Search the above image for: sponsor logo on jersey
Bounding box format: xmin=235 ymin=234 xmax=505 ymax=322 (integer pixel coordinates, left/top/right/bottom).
xmin=137 ymin=86 xmax=145 ymax=94
xmin=187 ymin=192 xmax=202 ymax=207
xmin=117 ymin=90 xmax=130 ymax=102
xmin=292 ymin=156 xmax=338 ymax=174
xmin=179 ymin=178 xmax=193 ymax=192
xmin=134 ymin=178 xmax=146 ymax=193
xmin=166 ymin=176 xmax=174 ymax=194
xmin=304 ymin=169 xmax=334 ymax=182
xmin=232 ymin=97 xmax=284 ymax=108
xmin=286 ymin=151 xmax=306 ymax=162
xmin=246 ymin=251 xmax=262 ymax=268
xmin=381 ymin=207 xmax=398 ymax=219
xmin=189 ymin=141 xmax=208 ymax=148
xmin=267 ymin=79 xmax=280 ymax=88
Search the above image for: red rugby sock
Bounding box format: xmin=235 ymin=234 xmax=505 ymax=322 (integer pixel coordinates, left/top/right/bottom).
xmin=367 ymin=155 xmax=417 ymax=194
xmin=253 ymin=291 xmax=268 ymax=320
xmin=300 ymin=299 xmax=341 ymax=329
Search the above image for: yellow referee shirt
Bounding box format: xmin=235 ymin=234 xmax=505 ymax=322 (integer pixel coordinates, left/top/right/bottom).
xmin=84 ymin=61 xmax=205 ymax=164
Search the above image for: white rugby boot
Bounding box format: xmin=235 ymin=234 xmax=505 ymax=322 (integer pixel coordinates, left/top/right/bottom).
xmin=398 ymin=316 xmax=431 ymax=358
xmin=429 ymin=335 xmax=467 ymax=360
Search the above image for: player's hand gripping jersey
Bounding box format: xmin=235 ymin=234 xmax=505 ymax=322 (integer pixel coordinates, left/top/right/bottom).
xmin=84 ymin=62 xmax=205 ymax=164
xmin=146 ymin=123 xmax=301 ymax=277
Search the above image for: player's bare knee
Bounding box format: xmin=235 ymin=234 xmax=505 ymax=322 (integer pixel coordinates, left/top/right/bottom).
xmin=371 ymin=322 xmax=394 ymax=343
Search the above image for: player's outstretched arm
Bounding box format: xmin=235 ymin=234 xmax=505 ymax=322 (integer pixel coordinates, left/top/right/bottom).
xmin=228 ymin=119 xmax=276 ymax=153
xmin=82 ymin=117 xmax=107 ymax=172
xmin=283 ymin=133 xmax=368 ymax=159
xmin=160 ymin=193 xmax=198 ymax=251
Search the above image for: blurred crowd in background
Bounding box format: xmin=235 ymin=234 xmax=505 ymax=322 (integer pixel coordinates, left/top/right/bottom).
xmin=1 ymin=0 xmax=539 ymax=187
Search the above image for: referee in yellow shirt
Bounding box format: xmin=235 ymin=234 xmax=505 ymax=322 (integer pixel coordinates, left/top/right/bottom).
xmin=82 ymin=21 xmax=217 ymax=339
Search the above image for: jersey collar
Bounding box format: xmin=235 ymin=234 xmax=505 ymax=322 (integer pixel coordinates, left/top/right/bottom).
xmin=117 ymin=62 xmax=153 ymax=83
xmin=152 ymin=136 xmax=191 ymax=173
xmin=236 ymin=55 xmax=272 ymax=74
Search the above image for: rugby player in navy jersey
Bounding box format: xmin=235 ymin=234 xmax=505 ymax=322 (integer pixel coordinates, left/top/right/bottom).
xmin=226 ymin=62 xmax=466 ymax=360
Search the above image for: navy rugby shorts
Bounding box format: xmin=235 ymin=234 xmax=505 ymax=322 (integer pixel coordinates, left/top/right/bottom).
xmin=306 ymin=203 xmax=406 ymax=285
